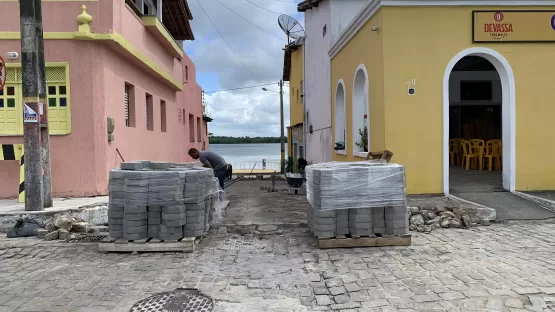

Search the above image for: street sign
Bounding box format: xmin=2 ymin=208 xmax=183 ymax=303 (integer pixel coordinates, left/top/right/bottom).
xmin=0 ymin=56 xmax=5 ymax=92
xmin=23 ymin=103 xmax=38 ymax=123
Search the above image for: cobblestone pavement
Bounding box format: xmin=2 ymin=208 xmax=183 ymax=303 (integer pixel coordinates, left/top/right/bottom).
xmin=1 ymin=220 xmax=555 ymax=312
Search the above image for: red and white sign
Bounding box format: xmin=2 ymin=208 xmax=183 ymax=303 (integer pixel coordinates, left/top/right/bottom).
xmin=0 ymin=56 xmax=6 ymax=92
xmin=494 ymin=12 xmax=504 ymax=22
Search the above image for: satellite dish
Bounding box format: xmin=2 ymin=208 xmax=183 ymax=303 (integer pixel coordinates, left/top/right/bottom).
xmin=278 ymin=14 xmax=305 ymax=44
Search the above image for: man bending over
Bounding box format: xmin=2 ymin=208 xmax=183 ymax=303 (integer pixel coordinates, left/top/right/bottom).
xmin=188 ymin=148 xmax=227 ymax=190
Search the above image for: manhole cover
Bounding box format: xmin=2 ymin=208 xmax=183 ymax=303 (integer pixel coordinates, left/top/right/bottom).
xmin=130 ymin=288 xmax=214 ymax=312
xmin=65 ymin=234 xmax=106 ymax=243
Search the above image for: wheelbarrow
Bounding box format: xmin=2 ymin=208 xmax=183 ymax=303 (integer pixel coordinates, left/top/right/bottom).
xmin=285 ymin=173 xmax=304 ymax=195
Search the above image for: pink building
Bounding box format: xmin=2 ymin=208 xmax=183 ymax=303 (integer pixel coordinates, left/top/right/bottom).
xmin=0 ymin=0 xmax=209 ymax=199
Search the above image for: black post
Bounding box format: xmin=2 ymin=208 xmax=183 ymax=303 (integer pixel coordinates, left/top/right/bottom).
xmin=20 ymin=0 xmax=44 ymax=211
xmin=279 ymin=80 xmax=285 ymax=174
xmin=34 ymin=0 xmax=52 ymax=208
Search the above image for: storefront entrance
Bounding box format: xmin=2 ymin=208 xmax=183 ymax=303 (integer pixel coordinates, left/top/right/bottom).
xmin=443 ymin=48 xmax=516 ymax=194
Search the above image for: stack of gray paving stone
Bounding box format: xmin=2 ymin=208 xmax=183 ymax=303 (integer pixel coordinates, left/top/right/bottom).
xmin=305 ymin=161 xmax=408 ymax=238
xmin=108 ymin=170 xmax=125 ymax=238
xmin=372 ymin=207 xmax=386 ymax=234
xmin=108 ymin=161 xmax=218 ymax=241
xmin=183 ymin=168 xmax=214 ymax=238
xmin=349 ymin=208 xmax=373 ymax=236
xmin=385 ymin=205 xmax=410 ymax=235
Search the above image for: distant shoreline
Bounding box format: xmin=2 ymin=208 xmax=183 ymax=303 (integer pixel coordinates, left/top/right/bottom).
xmin=209 ymin=143 xmax=281 ymax=145
xmin=208 ymin=136 xmax=287 ymax=144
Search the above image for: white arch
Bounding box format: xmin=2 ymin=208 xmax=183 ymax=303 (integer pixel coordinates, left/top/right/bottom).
xmin=443 ymin=47 xmax=516 ymax=194
xmin=335 ymin=79 xmax=347 ymax=154
xmin=352 ymin=64 xmax=369 ymax=156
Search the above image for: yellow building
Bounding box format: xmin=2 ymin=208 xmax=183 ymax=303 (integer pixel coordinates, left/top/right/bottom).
xmin=330 ymin=2 xmax=555 ymax=194
xmin=284 ymin=41 xmax=304 ymax=171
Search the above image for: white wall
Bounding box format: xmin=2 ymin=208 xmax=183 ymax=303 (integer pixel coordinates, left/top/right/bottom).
xmin=330 ymin=0 xmax=369 ymax=43
xmin=304 ymin=0 xmax=333 ymax=163
xmin=306 ymin=128 xmax=333 ymax=164
xmin=303 ymin=0 xmax=366 ymax=163
xmin=449 ymin=71 xmax=501 ymax=105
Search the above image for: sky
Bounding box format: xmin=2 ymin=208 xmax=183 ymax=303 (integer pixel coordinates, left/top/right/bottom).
xmin=184 ymin=0 xmax=304 ymax=137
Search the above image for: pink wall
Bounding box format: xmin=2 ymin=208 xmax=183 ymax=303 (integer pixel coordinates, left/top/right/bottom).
xmin=0 ymin=1 xmax=101 ymax=32
xmin=0 ymin=40 xmax=101 ymax=198
xmin=99 ymin=47 xmax=207 ymax=195
xmin=0 ymin=0 xmax=183 ymax=82
xmin=0 ymin=0 xmax=208 ymax=198
xmin=112 ymin=1 xmax=182 ymax=80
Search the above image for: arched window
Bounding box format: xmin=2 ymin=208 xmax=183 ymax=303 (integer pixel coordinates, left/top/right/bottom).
xmin=352 ymin=65 xmax=369 ymax=155
xmin=334 ymin=80 xmax=346 ymax=153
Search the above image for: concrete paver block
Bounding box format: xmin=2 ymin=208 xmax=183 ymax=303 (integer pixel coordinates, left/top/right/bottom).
xmin=385 ymin=206 xmax=408 ymax=215
xmin=121 ymin=162 xmax=144 ymax=170
xmin=161 ymin=219 xmax=186 ymax=227
xmin=161 ymin=213 xmax=186 ymax=221
xmin=123 ymin=232 xmax=148 ymax=240
xmin=123 ymin=213 xmax=148 ymax=221
xmin=123 ymin=223 xmax=147 ymax=232
xmin=123 ymin=219 xmax=147 ymax=227
xmin=160 ymin=225 xmax=183 ymax=234
xmin=349 ymin=215 xmax=371 ymax=223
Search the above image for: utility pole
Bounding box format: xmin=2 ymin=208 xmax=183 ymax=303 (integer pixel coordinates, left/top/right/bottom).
xmin=279 ymin=80 xmax=285 ymax=174
xmin=20 ymin=0 xmax=43 ymax=211
xmin=34 ymin=0 xmax=53 ymax=208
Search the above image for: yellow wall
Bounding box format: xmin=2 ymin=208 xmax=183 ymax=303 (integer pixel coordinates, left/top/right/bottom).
xmin=331 ymin=5 xmax=555 ymax=193
xmin=383 ymin=6 xmax=555 ymax=193
xmin=331 ymin=10 xmax=385 ymax=161
xmin=289 ymin=46 xmax=304 ymax=127
xmin=0 ymin=64 xmax=71 ymax=136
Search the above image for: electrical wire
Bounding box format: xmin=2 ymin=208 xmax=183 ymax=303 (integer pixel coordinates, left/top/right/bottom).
xmin=213 ymin=0 xmax=285 ymax=40
xmin=245 ymin=0 xmax=294 ymax=15
xmin=194 ymin=0 xmax=256 ymax=79
xmin=204 ymin=82 xmax=278 ymax=93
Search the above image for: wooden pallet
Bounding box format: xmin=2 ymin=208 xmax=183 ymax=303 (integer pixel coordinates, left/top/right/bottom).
xmin=98 ymin=236 xmax=201 ymax=253
xmin=317 ymin=234 xmax=411 ymax=249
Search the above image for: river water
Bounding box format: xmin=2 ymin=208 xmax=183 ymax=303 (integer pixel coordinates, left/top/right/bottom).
xmin=208 ymin=143 xmax=287 ymax=167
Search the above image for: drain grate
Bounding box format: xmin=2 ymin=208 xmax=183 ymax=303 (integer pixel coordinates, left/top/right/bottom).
xmin=130 ymin=288 xmax=214 ymax=312
xmin=65 ymin=234 xmax=107 ymax=243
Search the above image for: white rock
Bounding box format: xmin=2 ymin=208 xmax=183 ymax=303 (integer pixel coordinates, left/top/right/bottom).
xmin=44 ymin=231 xmax=58 ymax=241
xmin=58 ymin=229 xmax=69 ymax=240
xmin=72 ymin=222 xmax=88 ymax=233
xmin=409 ymin=214 xmax=424 ymax=226
xmin=53 ymin=215 xmax=72 ymax=231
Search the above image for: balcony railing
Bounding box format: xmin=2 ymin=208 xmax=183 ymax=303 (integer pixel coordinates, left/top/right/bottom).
xmin=230 ymin=160 xmax=281 ymax=171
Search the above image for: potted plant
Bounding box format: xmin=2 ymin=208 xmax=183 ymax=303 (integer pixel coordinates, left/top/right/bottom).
xmin=334 ymin=141 xmax=345 ymax=151
xmin=356 ymin=126 xmax=368 ymax=152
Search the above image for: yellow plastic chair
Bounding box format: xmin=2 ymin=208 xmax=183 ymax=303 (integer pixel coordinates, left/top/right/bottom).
xmin=449 ymin=139 xmax=460 ymax=165
xmin=469 ymin=139 xmax=485 ymax=170
xmin=487 ymin=139 xmax=502 ymax=157
xmin=452 ymin=138 xmax=464 ymax=165
xmin=460 ymin=140 xmax=481 ymax=170
xmin=484 ymin=140 xmax=502 ymax=171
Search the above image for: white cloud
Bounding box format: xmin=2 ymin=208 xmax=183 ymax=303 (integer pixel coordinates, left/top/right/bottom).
xmin=204 ymin=88 xmax=291 ymax=137
xmin=185 ymin=0 xmax=304 ymax=137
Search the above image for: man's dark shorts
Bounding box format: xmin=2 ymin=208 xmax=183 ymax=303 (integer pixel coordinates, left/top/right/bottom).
xmin=214 ymin=167 xmax=227 ymax=190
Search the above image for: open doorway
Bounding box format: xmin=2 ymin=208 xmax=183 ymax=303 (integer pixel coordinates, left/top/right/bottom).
xmin=447 ymin=56 xmax=504 ymax=193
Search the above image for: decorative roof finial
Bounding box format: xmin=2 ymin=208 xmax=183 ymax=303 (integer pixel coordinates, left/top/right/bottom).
xmin=77 ymin=5 xmax=93 ymax=33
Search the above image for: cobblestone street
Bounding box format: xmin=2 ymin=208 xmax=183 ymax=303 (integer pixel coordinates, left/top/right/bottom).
xmin=1 ymin=220 xmax=555 ymax=312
